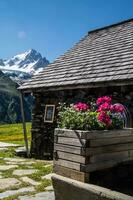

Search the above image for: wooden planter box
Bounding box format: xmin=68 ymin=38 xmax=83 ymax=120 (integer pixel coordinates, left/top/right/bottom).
xmin=53 ymin=128 xmax=133 ymax=182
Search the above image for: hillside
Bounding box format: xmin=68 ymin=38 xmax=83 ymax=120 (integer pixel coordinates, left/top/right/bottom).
xmin=0 ymin=49 xmax=49 ymax=124
xmin=0 ymin=70 xmax=32 ymax=123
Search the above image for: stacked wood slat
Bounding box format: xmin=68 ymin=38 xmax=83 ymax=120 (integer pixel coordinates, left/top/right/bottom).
xmin=54 ymin=128 xmax=133 ymax=182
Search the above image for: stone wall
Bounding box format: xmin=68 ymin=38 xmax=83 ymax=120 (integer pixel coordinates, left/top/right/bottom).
xmin=30 ymin=85 xmax=133 ymax=158
xmin=52 ymin=174 xmax=133 ymax=200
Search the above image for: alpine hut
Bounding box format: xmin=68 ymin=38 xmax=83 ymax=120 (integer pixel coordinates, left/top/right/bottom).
xmin=19 ymin=18 xmax=133 ymax=158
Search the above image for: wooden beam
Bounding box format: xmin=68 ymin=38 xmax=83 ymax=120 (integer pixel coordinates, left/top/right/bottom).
xmin=20 ymin=92 xmax=30 ymax=157
xmin=19 ymin=79 xmax=133 ymax=93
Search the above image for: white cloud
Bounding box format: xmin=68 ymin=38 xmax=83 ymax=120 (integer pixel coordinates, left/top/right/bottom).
xmin=18 ymin=31 xmax=27 ymax=39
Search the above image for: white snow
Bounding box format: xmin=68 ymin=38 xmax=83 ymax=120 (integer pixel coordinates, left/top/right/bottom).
xmin=0 ymin=49 xmax=45 ymax=75
xmin=0 ymin=49 xmax=48 ymax=84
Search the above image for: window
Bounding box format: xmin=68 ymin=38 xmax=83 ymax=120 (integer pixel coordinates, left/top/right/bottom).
xmin=44 ymin=105 xmax=55 ymax=123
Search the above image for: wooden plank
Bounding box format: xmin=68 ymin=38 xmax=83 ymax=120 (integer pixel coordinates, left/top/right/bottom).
xmin=20 ymin=92 xmax=30 ymax=157
xmin=55 ymin=137 xmax=87 ymax=147
xmin=128 ymin=150 xmax=133 ymax=157
xmin=81 ymin=157 xmax=133 ymax=173
xmin=90 ymin=151 xmax=129 ymax=163
xmin=55 ymin=128 xmax=133 ymax=139
xmin=86 ymin=143 xmax=133 ymax=156
xmin=54 ymin=143 xmax=85 ymax=155
xmin=54 ymin=164 xmax=89 ymax=183
xmin=90 ymin=136 xmax=133 ymax=147
xmin=54 ymin=159 xmax=83 ymax=171
xmin=56 ymin=151 xmax=87 ymax=164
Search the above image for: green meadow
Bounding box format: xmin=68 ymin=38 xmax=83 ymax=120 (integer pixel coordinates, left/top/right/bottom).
xmin=0 ymin=123 xmax=31 ymax=145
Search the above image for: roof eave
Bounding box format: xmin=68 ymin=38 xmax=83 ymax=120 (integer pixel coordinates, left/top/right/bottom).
xmin=19 ymin=79 xmax=133 ymax=94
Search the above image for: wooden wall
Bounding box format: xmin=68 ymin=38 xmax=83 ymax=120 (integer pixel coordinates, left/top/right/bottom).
xmin=30 ymin=85 xmax=133 ymax=159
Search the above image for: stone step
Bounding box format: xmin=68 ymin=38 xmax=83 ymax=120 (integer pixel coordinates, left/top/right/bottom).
xmin=18 ymin=191 xmax=55 ymax=200
xmin=0 ymin=165 xmax=18 ymax=171
xmin=0 ymin=178 xmax=21 ymax=190
xmin=15 ymin=147 xmax=27 ymax=157
xmin=45 ymin=185 xmax=54 ymax=191
xmin=0 ymin=142 xmax=22 ymax=148
xmin=0 ymin=186 xmax=35 ymax=199
xmin=13 ymin=169 xmax=38 ymax=176
xmin=20 ymin=176 xmax=40 ymax=186
xmin=42 ymin=173 xmax=54 ymax=180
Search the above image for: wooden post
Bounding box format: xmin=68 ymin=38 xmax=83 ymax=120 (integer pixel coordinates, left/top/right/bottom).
xmin=20 ymin=92 xmax=30 ymax=157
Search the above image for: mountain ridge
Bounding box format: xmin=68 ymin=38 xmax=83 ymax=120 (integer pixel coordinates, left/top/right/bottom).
xmin=0 ymin=49 xmax=49 ymax=84
xmin=0 ymin=49 xmax=48 ymax=123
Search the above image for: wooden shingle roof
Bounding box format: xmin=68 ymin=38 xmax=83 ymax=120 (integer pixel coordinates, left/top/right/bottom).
xmin=19 ymin=19 xmax=133 ymax=92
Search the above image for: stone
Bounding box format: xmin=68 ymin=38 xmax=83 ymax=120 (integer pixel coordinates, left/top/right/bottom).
xmin=5 ymin=162 xmax=20 ymax=165
xmin=13 ymin=169 xmax=38 ymax=176
xmin=4 ymin=158 xmax=27 ymax=162
xmin=19 ymin=191 xmax=55 ymax=200
xmin=42 ymin=173 xmax=54 ymax=180
xmin=0 ymin=187 xmax=35 ymax=199
xmin=0 ymin=147 xmax=8 ymax=151
xmin=19 ymin=161 xmax=35 ymax=165
xmin=15 ymin=146 xmax=26 ymax=156
xmin=20 ymin=176 xmax=40 ymax=186
xmin=6 ymin=161 xmax=35 ymax=165
xmin=0 ymin=170 xmax=3 ymax=178
xmin=0 ymin=165 xmax=18 ymax=171
xmin=0 ymin=178 xmax=21 ymax=190
xmin=45 ymin=185 xmax=54 ymax=191
xmin=0 ymin=142 xmax=21 ymax=148
xmin=44 ymin=164 xmax=53 ymax=168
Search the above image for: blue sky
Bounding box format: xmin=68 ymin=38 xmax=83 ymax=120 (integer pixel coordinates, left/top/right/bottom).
xmin=0 ymin=0 xmax=133 ymax=61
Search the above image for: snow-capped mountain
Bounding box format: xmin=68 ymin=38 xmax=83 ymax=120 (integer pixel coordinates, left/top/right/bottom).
xmin=0 ymin=49 xmax=49 ymax=84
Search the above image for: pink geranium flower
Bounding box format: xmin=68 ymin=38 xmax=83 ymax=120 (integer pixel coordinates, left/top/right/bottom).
xmin=73 ymin=102 xmax=89 ymax=111
xmin=98 ymin=111 xmax=112 ymax=126
xmin=110 ymin=104 xmax=124 ymax=113
xmin=97 ymin=102 xmax=111 ymax=112
xmin=96 ymin=96 xmax=112 ymax=105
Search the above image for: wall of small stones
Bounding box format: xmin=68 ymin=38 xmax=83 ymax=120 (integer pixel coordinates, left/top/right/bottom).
xmin=30 ymin=85 xmax=133 ymax=159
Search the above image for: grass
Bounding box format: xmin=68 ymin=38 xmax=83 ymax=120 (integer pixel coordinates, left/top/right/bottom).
xmin=0 ymin=123 xmax=53 ymax=198
xmin=28 ymin=163 xmax=53 ymax=181
xmin=2 ymin=191 xmax=37 ymax=200
xmin=0 ymin=123 xmax=31 ymax=145
xmin=35 ymin=179 xmax=52 ymax=192
xmin=0 ymin=181 xmax=30 ymax=193
xmin=0 ymin=148 xmax=16 ymax=158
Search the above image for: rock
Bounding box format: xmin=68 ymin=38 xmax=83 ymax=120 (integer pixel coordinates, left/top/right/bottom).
xmin=4 ymin=158 xmax=35 ymax=165
xmin=6 ymin=161 xmax=35 ymax=165
xmin=20 ymin=176 xmax=40 ymax=186
xmin=15 ymin=147 xmax=27 ymax=157
xmin=0 ymin=142 xmax=21 ymax=148
xmin=4 ymin=158 xmax=27 ymax=162
xmin=0 ymin=178 xmax=21 ymax=190
xmin=19 ymin=191 xmax=55 ymax=200
xmin=0 ymin=147 xmax=8 ymax=151
xmin=45 ymin=185 xmax=54 ymax=191
xmin=0 ymin=165 xmax=18 ymax=171
xmin=19 ymin=161 xmax=35 ymax=165
xmin=0 ymin=171 xmax=3 ymax=178
xmin=42 ymin=173 xmax=54 ymax=180
xmin=0 ymin=186 xmax=35 ymax=199
xmin=44 ymin=164 xmax=53 ymax=168
xmin=13 ymin=169 xmax=38 ymax=176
